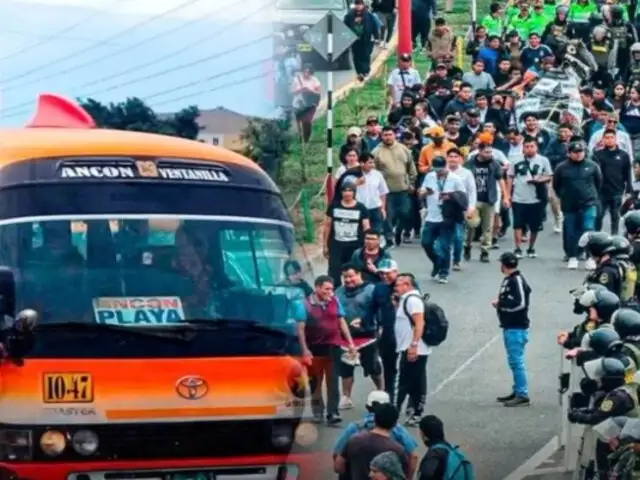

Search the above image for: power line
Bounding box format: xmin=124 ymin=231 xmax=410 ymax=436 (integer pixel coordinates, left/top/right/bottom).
xmin=0 ymin=35 xmax=272 ymax=115
xmin=2 ymin=0 xmax=207 ymax=85
xmin=150 ymin=71 xmax=273 ymax=108
xmin=0 ymin=0 xmax=129 ymax=61
xmin=74 ymin=0 xmax=273 ymax=91
xmin=3 ymin=60 xmax=273 ymax=120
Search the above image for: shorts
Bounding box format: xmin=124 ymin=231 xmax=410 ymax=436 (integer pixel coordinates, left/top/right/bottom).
xmin=339 ymin=341 xmax=382 ymax=378
xmin=512 ymin=202 xmax=544 ymax=233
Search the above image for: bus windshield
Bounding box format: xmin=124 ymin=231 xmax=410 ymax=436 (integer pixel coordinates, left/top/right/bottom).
xmin=1 ymin=215 xmax=309 ymax=337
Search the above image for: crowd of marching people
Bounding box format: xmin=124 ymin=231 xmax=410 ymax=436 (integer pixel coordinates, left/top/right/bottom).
xmin=282 ymin=0 xmax=640 ymax=476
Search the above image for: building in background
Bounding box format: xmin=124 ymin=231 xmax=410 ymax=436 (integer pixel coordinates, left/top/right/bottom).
xmin=196 ymin=107 xmax=251 ymax=152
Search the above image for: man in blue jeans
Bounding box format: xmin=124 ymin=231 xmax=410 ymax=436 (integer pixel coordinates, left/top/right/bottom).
xmin=492 ymin=252 xmax=532 ymax=407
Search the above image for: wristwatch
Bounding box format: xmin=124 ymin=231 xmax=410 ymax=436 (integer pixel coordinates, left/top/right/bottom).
xmin=410 ymin=341 xmax=419 ymax=347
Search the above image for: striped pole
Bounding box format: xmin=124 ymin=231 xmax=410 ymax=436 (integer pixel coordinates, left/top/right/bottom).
xmin=326 ymin=13 xmax=335 ymax=203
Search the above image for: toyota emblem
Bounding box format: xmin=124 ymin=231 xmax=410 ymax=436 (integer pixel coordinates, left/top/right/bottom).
xmin=175 ymin=376 xmax=208 ymax=400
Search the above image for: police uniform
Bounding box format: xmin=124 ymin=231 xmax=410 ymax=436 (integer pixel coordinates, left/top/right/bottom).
xmin=628 ymin=42 xmax=640 ymax=84
xmin=564 ymin=286 xmax=621 ymax=348
xmin=589 ymin=25 xmax=614 ymax=72
xmin=586 ymin=260 xmax=626 ymax=296
xmin=625 ymin=212 xmax=640 ymax=300
xmin=608 ymin=5 xmax=637 ymax=79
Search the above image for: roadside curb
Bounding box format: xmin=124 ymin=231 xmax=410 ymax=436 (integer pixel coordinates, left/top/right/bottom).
xmin=314 ymin=35 xmax=397 ymax=118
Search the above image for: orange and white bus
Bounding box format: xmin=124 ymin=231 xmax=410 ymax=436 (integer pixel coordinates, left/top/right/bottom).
xmin=0 ymin=94 xmax=320 ymax=480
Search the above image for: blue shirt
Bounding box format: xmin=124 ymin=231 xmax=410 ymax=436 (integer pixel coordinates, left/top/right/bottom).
xmin=519 ymin=44 xmax=553 ymax=71
xmin=332 ymin=413 xmax=419 ymax=454
xmin=477 ymin=46 xmax=500 ymax=75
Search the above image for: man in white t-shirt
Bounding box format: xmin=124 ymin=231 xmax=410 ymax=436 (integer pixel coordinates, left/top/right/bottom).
xmin=393 ymin=273 xmax=429 ymax=427
xmin=418 ymin=155 xmax=467 ymax=284
xmin=358 ymin=153 xmax=390 ymax=234
xmin=387 ymin=53 xmax=421 ymax=108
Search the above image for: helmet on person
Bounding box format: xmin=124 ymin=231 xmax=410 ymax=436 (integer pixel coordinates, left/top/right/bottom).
xmin=610 ymin=4 xmax=624 ymax=19
xmin=593 ymin=25 xmax=608 ymax=38
xmin=556 ymin=4 xmax=569 ymax=15
xmin=624 ymin=210 xmax=640 ymax=234
xmin=577 ymin=289 xmax=621 ymax=321
xmin=585 ymin=327 xmax=623 ymax=356
xmin=579 ymin=231 xmax=614 ymax=257
xmin=632 ymin=43 xmax=640 ymax=54
xmin=582 ymin=356 xmax=627 ymax=390
xmin=606 ymin=235 xmax=632 ymax=257
xmin=572 ymin=283 xmax=610 ymax=314
xmin=612 ymin=308 xmax=640 ymax=339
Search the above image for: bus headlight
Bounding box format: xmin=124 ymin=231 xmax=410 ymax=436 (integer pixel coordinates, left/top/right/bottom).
xmin=40 ymin=430 xmax=66 ymax=456
xmin=271 ymin=424 xmax=294 ymax=449
xmin=71 ymin=430 xmax=99 ymax=456
xmin=0 ymin=429 xmax=32 ymax=461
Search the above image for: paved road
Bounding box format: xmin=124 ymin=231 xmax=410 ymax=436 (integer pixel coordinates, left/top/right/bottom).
xmin=304 ymin=218 xmax=588 ymax=479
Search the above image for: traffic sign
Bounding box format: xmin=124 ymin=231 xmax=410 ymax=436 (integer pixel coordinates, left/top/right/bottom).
xmin=302 ymin=11 xmax=358 ymax=62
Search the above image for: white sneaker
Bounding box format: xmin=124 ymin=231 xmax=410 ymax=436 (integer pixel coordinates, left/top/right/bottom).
xmin=339 ymin=396 xmax=353 ymax=410
xmin=567 ymin=257 xmax=579 ymax=270
xmin=584 ymin=258 xmax=597 ymax=271
xmin=553 ymin=220 xmax=562 ymax=233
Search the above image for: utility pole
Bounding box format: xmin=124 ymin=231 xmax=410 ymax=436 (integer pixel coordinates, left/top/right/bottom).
xmin=397 ymin=0 xmax=412 ymax=56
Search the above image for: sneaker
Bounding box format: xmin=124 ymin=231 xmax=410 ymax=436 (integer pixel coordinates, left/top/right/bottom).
xmin=404 ymin=415 xmax=421 ymax=427
xmin=437 ymin=275 xmax=449 ymax=284
xmin=339 ymin=396 xmax=353 ymax=410
xmin=567 ymin=257 xmax=579 ymax=270
xmin=503 ymin=396 xmax=531 ymax=407
xmin=402 ymin=233 xmax=412 ymax=244
xmin=584 ymin=258 xmax=597 ymax=271
xmin=311 ymin=413 xmax=324 ymax=424
xmin=514 ymin=248 xmax=523 ymax=259
xmin=480 ymin=251 xmax=489 ymax=263
xmin=405 ymin=406 xmax=414 ymax=417
xmin=463 ymin=245 xmax=471 ymax=261
xmin=452 ymin=263 xmax=461 ymax=271
xmin=326 ymin=413 xmax=343 ymax=425
xmin=553 ymin=221 xmax=562 ymax=234
xmin=526 ymin=248 xmax=537 ymax=258
xmin=491 ymin=238 xmax=500 ymax=249
xmin=496 ymin=393 xmax=515 ymax=403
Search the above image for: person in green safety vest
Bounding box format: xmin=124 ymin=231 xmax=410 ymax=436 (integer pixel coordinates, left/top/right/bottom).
xmin=542 ymin=0 xmax=557 ymax=23
xmin=529 ymin=3 xmax=550 ymax=35
xmin=568 ymin=0 xmax=598 ymax=41
xmin=507 ymin=1 xmax=533 ymax=40
xmin=481 ymin=2 xmax=505 ymax=37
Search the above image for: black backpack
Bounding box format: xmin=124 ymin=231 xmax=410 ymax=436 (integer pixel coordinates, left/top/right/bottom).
xmin=402 ymin=293 xmax=449 ymax=346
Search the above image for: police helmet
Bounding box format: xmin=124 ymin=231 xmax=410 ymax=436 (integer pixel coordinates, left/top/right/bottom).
xmin=579 ymin=231 xmax=614 ymax=257
xmin=556 ymin=4 xmax=568 ymax=15
xmin=589 ymin=12 xmax=604 ymax=25
xmin=586 ymin=327 xmax=623 ymax=356
xmin=572 ymin=283 xmax=610 ymax=314
xmin=583 ymin=356 xmax=627 ymax=382
xmin=624 ymin=210 xmax=640 ymax=234
xmin=612 ymin=308 xmax=640 ymax=339
xmin=632 ymin=43 xmax=640 ymax=54
xmin=606 ymin=235 xmax=632 ymax=257
xmin=499 ymin=251 xmax=519 ymax=268
xmin=610 ymin=4 xmax=624 ymax=18
xmin=593 ymin=25 xmax=608 ymax=38
xmin=577 ymin=289 xmax=621 ymax=321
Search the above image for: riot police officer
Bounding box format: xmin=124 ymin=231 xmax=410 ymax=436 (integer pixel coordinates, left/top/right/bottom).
xmin=588 ymin=24 xmax=615 ymax=85
xmin=568 ymin=357 xmax=639 ymax=477
xmin=627 ymin=42 xmax=640 ymax=84
xmin=581 ymin=232 xmax=627 ymax=297
xmin=543 ymin=5 xmax=570 ymax=53
xmin=624 ymin=211 xmax=640 ymax=266
xmin=607 ymin=4 xmax=638 ymax=80
xmin=560 ymin=286 xmax=621 ymax=349
xmin=613 ymin=308 xmax=640 ymax=368
xmin=608 ymin=235 xmax=638 ymax=304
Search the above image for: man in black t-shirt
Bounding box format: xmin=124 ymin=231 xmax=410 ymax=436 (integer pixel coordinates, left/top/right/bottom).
xmin=323 ymin=183 xmax=371 ymax=286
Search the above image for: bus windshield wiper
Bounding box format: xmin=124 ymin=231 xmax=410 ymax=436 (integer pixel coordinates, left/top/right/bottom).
xmin=36 ymin=322 xmax=195 ymax=341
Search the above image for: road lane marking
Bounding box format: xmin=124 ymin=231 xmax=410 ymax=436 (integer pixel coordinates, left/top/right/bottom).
xmin=503 ymin=435 xmax=562 ymax=480
xmin=428 ymin=333 xmax=501 ymax=398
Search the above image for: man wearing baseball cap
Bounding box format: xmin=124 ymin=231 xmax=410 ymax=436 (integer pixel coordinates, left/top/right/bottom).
xmin=387 ymin=53 xmax=421 ymax=108
xmin=332 ymin=390 xmax=419 ymax=478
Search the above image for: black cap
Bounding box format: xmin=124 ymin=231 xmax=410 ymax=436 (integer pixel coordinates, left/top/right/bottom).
xmin=499 ymin=252 xmax=519 ymax=268
xmin=366 ymin=116 xmax=378 ymax=125
xmin=432 ymin=156 xmax=447 ymax=170
xmin=467 ymin=108 xmax=480 ymax=117
xmin=568 ymin=141 xmax=585 ymax=153
xmin=399 ymin=53 xmax=412 ymax=62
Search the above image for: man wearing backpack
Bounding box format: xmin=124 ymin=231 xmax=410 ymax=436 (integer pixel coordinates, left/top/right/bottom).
xmin=417 ymin=415 xmax=475 ymax=480
xmin=393 ymin=273 xmax=430 ymax=427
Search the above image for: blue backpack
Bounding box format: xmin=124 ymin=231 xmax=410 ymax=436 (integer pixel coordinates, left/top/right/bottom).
xmin=431 ymin=442 xmax=475 ymax=480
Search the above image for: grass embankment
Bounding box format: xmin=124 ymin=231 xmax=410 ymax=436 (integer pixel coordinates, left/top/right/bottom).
xmin=282 ymin=0 xmax=492 ymax=237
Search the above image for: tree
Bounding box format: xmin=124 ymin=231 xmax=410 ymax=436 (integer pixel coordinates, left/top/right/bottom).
xmin=241 ymin=115 xmax=293 ymax=183
xmin=78 ymin=97 xmax=201 ymax=140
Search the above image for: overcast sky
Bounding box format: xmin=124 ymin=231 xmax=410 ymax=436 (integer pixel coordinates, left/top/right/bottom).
xmin=0 ymin=0 xmax=276 ymax=126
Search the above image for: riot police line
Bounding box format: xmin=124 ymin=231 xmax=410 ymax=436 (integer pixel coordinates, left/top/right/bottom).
xmin=555 ymin=211 xmax=640 ymax=479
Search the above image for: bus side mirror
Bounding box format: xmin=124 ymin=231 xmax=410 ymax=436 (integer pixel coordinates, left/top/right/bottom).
xmin=0 ymin=267 xmax=16 ymax=319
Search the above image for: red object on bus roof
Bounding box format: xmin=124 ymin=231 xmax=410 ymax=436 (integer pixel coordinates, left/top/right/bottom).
xmin=26 ymin=94 xmax=96 ymax=129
